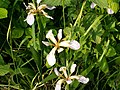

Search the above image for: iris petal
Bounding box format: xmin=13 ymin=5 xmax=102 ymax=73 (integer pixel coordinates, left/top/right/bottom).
xmin=54 ymin=68 xmax=60 ymax=76
xmin=55 ymin=79 xmax=64 ymax=90
xmin=42 ymin=41 xmax=50 ymax=46
xmin=59 ymin=40 xmax=70 ymax=47
xmin=70 ymin=75 xmax=80 ymax=80
xmin=57 ymin=29 xmax=62 ymax=41
xmin=46 ymin=47 xmax=57 ymax=66
xmin=37 ymin=0 xmax=42 ymax=4
xmin=46 ymin=30 xmax=57 ymax=44
xmin=66 ymin=79 xmax=72 ymax=84
xmin=57 ymin=48 xmax=64 ymax=53
xmin=70 ymin=64 xmax=76 ymax=74
xmin=26 ymin=14 xmax=35 ymax=26
xmin=69 ymin=40 xmax=80 ymax=50
xmin=38 ymin=4 xmax=47 ymax=10
xmin=59 ymin=67 xmax=68 ymax=78
xmin=46 ymin=53 xmax=56 ymax=66
xmin=47 ymin=6 xmax=56 ymax=10
xmin=90 ymin=2 xmax=96 ymax=9
xmin=78 ymin=76 xmax=89 ymax=84
xmin=107 ymin=8 xmax=114 ymax=14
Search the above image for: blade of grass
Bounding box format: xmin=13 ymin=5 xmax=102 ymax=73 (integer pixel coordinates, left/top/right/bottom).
xmin=98 ymin=40 xmax=110 ymax=63
xmin=32 ymin=24 xmax=37 ymax=50
xmin=18 ymin=36 xmax=30 ymax=50
xmin=62 ymin=0 xmax=65 ymax=28
xmin=31 ymin=72 xmax=39 ymax=89
xmin=6 ymin=0 xmax=19 ymax=86
xmin=30 ymin=46 xmax=41 ymax=74
xmin=74 ymin=1 xmax=86 ymax=27
xmin=83 ymin=15 xmax=103 ymax=37
xmin=36 ymin=15 xmax=44 ymax=81
xmin=0 ymin=84 xmax=20 ymax=89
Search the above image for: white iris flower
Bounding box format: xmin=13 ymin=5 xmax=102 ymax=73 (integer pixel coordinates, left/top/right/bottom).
xmin=54 ymin=64 xmax=89 ymax=90
xmin=107 ymin=8 xmax=114 ymax=14
xmin=90 ymin=2 xmax=96 ymax=9
xmin=90 ymin=2 xmax=114 ymax=15
xmin=24 ymin=0 xmax=55 ymax=25
xmin=42 ymin=29 xmax=80 ymax=66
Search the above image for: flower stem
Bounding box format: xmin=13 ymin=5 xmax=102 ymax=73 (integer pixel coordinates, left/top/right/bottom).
xmin=74 ymin=1 xmax=86 ymax=27
xmin=62 ymin=0 xmax=66 ymax=28
xmin=32 ymin=24 xmax=36 ymax=50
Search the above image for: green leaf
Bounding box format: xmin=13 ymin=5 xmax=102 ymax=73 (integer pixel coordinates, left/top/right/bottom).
xmin=18 ymin=36 xmax=31 ymax=50
xmin=108 ymin=80 xmax=116 ymax=89
xmin=25 ymin=28 xmax=32 ymax=37
xmin=115 ymin=56 xmax=120 ymax=65
xmin=0 ymin=54 xmax=5 ymax=65
xmin=41 ymin=73 xmax=57 ymax=83
xmin=69 ymin=80 xmax=80 ymax=90
xmin=91 ymin=0 xmax=108 ymax=8
xmin=0 ymin=65 xmax=10 ymax=76
xmin=108 ymin=0 xmax=119 ymax=13
xmin=81 ymin=63 xmax=95 ymax=76
xmin=12 ymin=28 xmax=24 ymax=38
xmin=0 ymin=0 xmax=10 ymax=8
xmin=94 ymin=35 xmax=101 ymax=44
xmin=19 ymin=68 xmax=35 ymax=78
xmin=63 ymin=27 xmax=72 ymax=39
xmin=0 ymin=8 xmax=8 ymax=19
xmin=42 ymin=0 xmax=71 ymax=6
xmin=98 ymin=57 xmax=109 ymax=74
xmin=106 ymin=46 xmax=116 ymax=57
xmin=46 ymin=61 xmax=52 ymax=68
xmin=30 ymin=47 xmax=41 ymax=74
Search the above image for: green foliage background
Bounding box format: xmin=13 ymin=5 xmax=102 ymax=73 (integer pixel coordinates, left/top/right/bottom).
xmin=0 ymin=0 xmax=120 ymax=89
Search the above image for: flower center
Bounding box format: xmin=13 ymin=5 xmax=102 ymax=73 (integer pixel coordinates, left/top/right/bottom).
xmin=55 ymin=42 xmax=60 ymax=48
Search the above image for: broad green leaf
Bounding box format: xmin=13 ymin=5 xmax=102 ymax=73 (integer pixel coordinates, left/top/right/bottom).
xmin=96 ymin=36 xmax=101 ymax=44
xmin=41 ymin=73 xmax=57 ymax=83
xmin=81 ymin=63 xmax=95 ymax=76
xmin=25 ymin=28 xmax=32 ymax=37
xmin=106 ymin=46 xmax=116 ymax=57
xmin=0 ymin=65 xmax=10 ymax=76
xmin=12 ymin=28 xmax=24 ymax=38
xmin=108 ymin=22 xmax=115 ymax=29
xmin=0 ymin=54 xmax=5 ymax=65
xmin=108 ymin=0 xmax=119 ymax=13
xmin=0 ymin=0 xmax=10 ymax=8
xmin=98 ymin=57 xmax=109 ymax=74
xmin=92 ymin=35 xmax=101 ymax=44
xmin=42 ymin=0 xmax=71 ymax=6
xmin=14 ymin=67 xmax=35 ymax=76
xmin=20 ymin=68 xmax=35 ymax=78
xmin=91 ymin=0 xmax=108 ymax=8
xmin=63 ymin=27 xmax=72 ymax=39
xmin=69 ymin=80 xmax=80 ymax=90
xmin=0 ymin=8 xmax=8 ymax=19
xmin=115 ymin=56 xmax=120 ymax=65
